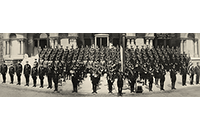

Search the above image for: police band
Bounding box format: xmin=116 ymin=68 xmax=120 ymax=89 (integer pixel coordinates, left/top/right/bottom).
xmin=0 ymin=45 xmax=197 ymax=96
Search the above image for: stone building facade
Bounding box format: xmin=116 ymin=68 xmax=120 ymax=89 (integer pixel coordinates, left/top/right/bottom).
xmin=1 ymin=33 xmax=200 ymax=64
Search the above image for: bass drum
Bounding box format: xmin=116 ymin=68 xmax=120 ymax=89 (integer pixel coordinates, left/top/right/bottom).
xmin=135 ymin=81 xmax=143 ymax=93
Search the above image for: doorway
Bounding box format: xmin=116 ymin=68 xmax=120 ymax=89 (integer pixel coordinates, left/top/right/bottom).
xmin=97 ymin=37 xmax=107 ymax=48
xmin=40 ymin=39 xmax=47 ymax=49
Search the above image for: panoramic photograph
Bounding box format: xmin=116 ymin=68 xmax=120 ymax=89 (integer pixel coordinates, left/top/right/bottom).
xmin=0 ymin=33 xmax=199 ymax=97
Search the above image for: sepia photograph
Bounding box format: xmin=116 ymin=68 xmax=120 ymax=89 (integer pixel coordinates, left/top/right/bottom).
xmin=0 ymin=33 xmax=199 ymax=97
xmin=1 ymin=1 xmax=199 ymax=130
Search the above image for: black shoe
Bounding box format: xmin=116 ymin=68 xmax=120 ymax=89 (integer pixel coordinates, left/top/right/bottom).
xmin=161 ymin=89 xmax=165 ymax=91
xmin=40 ymin=86 xmax=43 ymax=88
xmin=92 ymin=92 xmax=95 ymax=94
xmin=33 ymin=85 xmax=36 ymax=87
xmin=10 ymin=82 xmax=13 ymax=84
xmin=47 ymin=86 xmax=52 ymax=89
xmin=72 ymin=91 xmax=75 ymax=93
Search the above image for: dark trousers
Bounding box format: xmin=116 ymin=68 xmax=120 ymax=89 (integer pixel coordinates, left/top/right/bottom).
xmin=9 ymin=74 xmax=14 ymax=83
xmin=108 ymin=80 xmax=113 ymax=93
xmin=72 ymin=82 xmax=78 ymax=92
xmin=190 ymin=74 xmax=194 ymax=84
xmin=196 ymin=74 xmax=199 ymax=84
xmin=155 ymin=78 xmax=159 ymax=85
xmin=160 ymin=77 xmax=165 ymax=90
xmin=32 ymin=76 xmax=37 ymax=86
xmin=130 ymin=80 xmax=135 ymax=92
xmin=182 ymin=74 xmax=187 ymax=85
xmin=171 ymin=78 xmax=176 ymax=89
xmin=149 ymin=82 xmax=153 ymax=91
xmin=54 ymin=82 xmax=58 ymax=91
xmin=118 ymin=87 xmax=123 ymax=95
xmin=92 ymin=84 xmax=97 ymax=92
xmin=24 ymin=74 xmax=30 ymax=85
xmin=40 ymin=78 xmax=44 ymax=87
xmin=47 ymin=75 xmax=52 ymax=88
xmin=2 ymin=73 xmax=6 ymax=83
xmin=17 ymin=74 xmax=21 ymax=84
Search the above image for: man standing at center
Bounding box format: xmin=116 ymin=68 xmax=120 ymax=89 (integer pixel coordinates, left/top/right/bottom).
xmin=24 ymin=61 xmax=31 ymax=86
xmin=16 ymin=61 xmax=23 ymax=85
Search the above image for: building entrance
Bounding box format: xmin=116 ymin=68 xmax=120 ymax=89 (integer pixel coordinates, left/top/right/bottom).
xmin=39 ymin=39 xmax=47 ymax=49
xmin=97 ymin=37 xmax=107 ymax=48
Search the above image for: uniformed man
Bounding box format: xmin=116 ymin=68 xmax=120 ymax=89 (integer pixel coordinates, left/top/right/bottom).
xmin=31 ymin=63 xmax=38 ymax=87
xmin=117 ymin=71 xmax=124 ymax=96
xmin=160 ymin=65 xmax=166 ymax=91
xmin=91 ymin=70 xmax=101 ymax=94
xmin=180 ymin=62 xmax=188 ymax=86
xmin=53 ymin=66 xmax=59 ymax=92
xmin=189 ymin=65 xmax=195 ymax=85
xmin=170 ymin=64 xmax=177 ymax=90
xmin=9 ymin=63 xmax=15 ymax=84
xmin=153 ymin=63 xmax=160 ymax=86
xmin=71 ymin=68 xmax=78 ymax=93
xmin=107 ymin=72 xmax=114 ymax=93
xmin=16 ymin=61 xmax=23 ymax=85
xmin=0 ymin=61 xmax=7 ymax=83
xmin=38 ymin=64 xmax=45 ymax=88
xmin=46 ymin=62 xmax=54 ymax=89
xmin=148 ymin=66 xmax=154 ymax=91
xmin=195 ymin=62 xmax=200 ymax=84
xmin=24 ymin=61 xmax=31 ymax=86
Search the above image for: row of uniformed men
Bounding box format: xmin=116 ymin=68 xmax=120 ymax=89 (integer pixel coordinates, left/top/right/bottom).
xmin=0 ymin=60 xmax=127 ymax=96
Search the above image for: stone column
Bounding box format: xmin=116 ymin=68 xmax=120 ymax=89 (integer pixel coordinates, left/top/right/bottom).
xmin=195 ymin=40 xmax=198 ymax=57
xmin=21 ymin=40 xmax=24 ymax=55
xmin=55 ymin=39 xmax=58 ymax=48
xmin=146 ymin=39 xmax=149 ymax=48
xmin=37 ymin=39 xmax=40 ymax=48
xmin=180 ymin=40 xmax=184 ymax=53
xmin=150 ymin=39 xmax=153 ymax=49
xmin=100 ymin=38 xmax=102 ymax=48
xmin=74 ymin=39 xmax=77 ymax=48
xmin=6 ymin=41 xmax=9 ymax=55
xmin=3 ymin=41 xmax=6 ymax=55
xmin=127 ymin=39 xmax=130 ymax=49
xmin=107 ymin=36 xmax=109 ymax=47
xmin=94 ymin=37 xmax=97 ymax=48
xmin=184 ymin=40 xmax=187 ymax=54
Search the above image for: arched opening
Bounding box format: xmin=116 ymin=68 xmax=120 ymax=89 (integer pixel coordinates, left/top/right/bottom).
xmin=39 ymin=33 xmax=48 ymax=49
xmin=188 ymin=33 xmax=195 ymax=39
xmin=9 ymin=33 xmax=17 ymax=39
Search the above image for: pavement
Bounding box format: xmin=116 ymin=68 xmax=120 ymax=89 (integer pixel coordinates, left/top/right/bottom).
xmin=0 ymin=72 xmax=200 ymax=97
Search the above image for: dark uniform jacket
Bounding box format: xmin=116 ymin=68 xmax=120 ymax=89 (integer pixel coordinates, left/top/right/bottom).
xmin=39 ymin=66 xmax=45 ymax=78
xmin=31 ymin=67 xmax=38 ymax=77
xmin=24 ymin=64 xmax=31 ymax=75
xmin=46 ymin=65 xmax=54 ymax=76
xmin=16 ymin=63 xmax=22 ymax=75
xmin=9 ymin=66 xmax=15 ymax=75
xmin=53 ymin=70 xmax=59 ymax=83
xmin=0 ymin=64 xmax=7 ymax=74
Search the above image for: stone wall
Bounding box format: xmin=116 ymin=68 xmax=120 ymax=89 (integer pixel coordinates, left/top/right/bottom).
xmin=0 ymin=33 xmax=3 ymax=64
